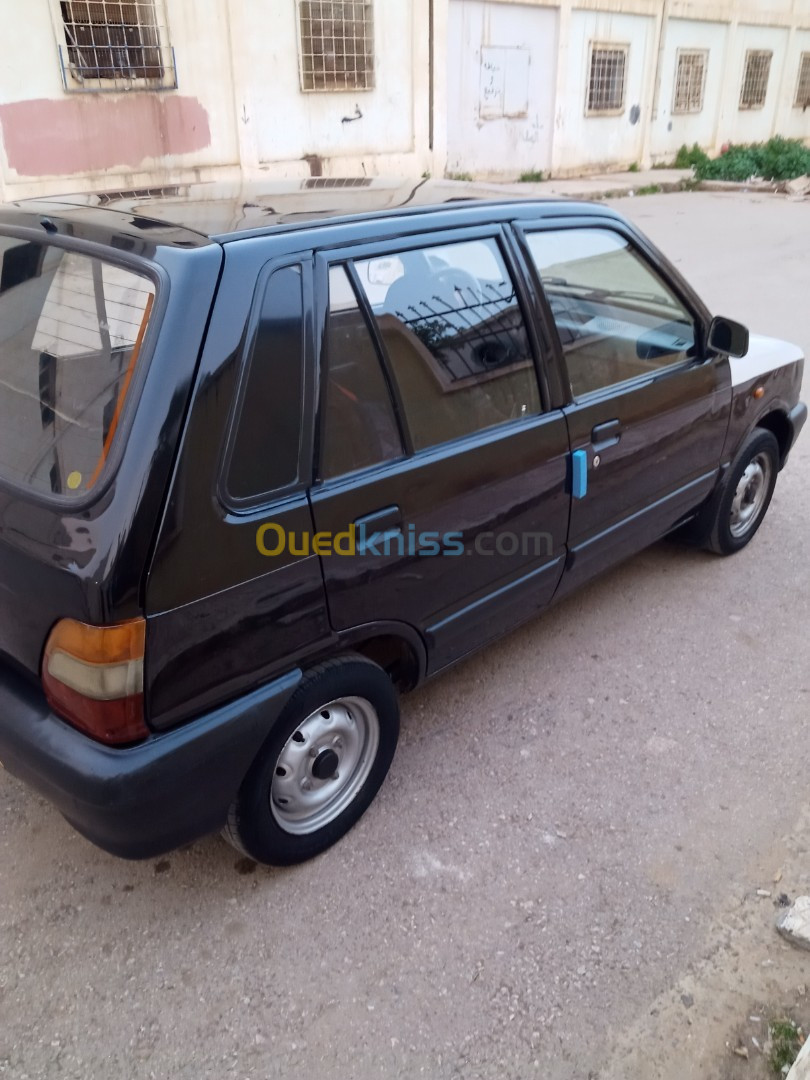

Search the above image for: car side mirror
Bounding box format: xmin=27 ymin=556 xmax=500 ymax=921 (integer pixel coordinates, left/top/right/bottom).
xmin=708 ymin=316 xmax=749 ymax=358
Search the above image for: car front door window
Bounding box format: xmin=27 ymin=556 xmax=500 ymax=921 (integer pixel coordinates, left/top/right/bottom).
xmin=526 ymin=228 xmax=697 ymax=399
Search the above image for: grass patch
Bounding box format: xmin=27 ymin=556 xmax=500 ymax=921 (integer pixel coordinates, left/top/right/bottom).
xmin=447 ymin=171 xmax=473 ymax=182
xmin=636 ymin=183 xmax=662 ymax=195
xmin=628 ymin=162 xmax=640 ymax=173
xmin=518 ymin=169 xmax=546 ymax=183
xmin=769 ymin=1017 xmax=803 ymax=1075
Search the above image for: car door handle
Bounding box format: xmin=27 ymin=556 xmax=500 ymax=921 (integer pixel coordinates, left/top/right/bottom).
xmin=591 ymin=419 xmax=621 ymax=449
xmin=352 ymin=505 xmax=403 ymax=553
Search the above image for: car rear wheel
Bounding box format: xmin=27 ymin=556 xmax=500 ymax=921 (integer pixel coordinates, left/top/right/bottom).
xmin=704 ymin=428 xmax=780 ymax=555
xmin=223 ymin=655 xmax=399 ymax=866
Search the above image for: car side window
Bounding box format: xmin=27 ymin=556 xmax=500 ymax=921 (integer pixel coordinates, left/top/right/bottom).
xmin=320 ymin=265 xmax=404 ymax=481
xmin=226 ymin=264 xmax=306 ymax=502
xmin=354 ymin=237 xmax=541 ymax=452
xmin=526 ymin=228 xmax=697 ymax=399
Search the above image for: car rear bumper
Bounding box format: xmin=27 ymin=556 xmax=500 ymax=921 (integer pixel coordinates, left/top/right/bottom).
xmin=0 ymin=663 xmax=301 ymax=859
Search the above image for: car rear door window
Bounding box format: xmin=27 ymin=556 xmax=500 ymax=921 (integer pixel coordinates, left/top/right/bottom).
xmin=320 ymin=265 xmax=404 ymax=481
xmin=0 ymin=237 xmax=155 ymax=498
xmin=525 ymin=228 xmax=697 ymax=399
xmin=226 ymin=264 xmax=306 ymax=502
xmin=354 ymin=237 xmax=541 ymax=452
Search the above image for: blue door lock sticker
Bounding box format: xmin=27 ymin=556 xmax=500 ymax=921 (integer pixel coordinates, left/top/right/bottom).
xmin=571 ymin=449 xmax=588 ymax=499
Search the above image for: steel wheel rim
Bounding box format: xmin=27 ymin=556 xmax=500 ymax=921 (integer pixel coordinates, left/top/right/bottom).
xmin=270 ymin=696 xmax=380 ymax=835
xmin=729 ymin=452 xmax=771 ymax=539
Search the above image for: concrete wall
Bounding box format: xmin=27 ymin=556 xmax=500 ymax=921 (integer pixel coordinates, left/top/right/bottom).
xmin=0 ymin=0 xmax=433 ymax=199
xmin=446 ymin=0 xmax=559 ymax=178
xmin=230 ymin=0 xmax=430 ymax=178
xmin=782 ymin=28 xmax=810 ymax=140
xmin=720 ymin=23 xmax=791 ymax=145
xmin=650 ymin=19 xmax=730 ymax=159
xmin=553 ymin=8 xmax=657 ymax=173
xmin=0 ymin=0 xmax=809 ymax=198
xmin=0 ymin=0 xmax=241 ymax=198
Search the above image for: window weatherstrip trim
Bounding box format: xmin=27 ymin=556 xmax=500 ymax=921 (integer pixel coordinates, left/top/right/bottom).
xmin=345 ymin=260 xmax=413 ymax=457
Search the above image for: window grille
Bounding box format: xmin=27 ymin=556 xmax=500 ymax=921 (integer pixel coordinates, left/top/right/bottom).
xmin=796 ymin=53 xmax=810 ymax=109
xmin=587 ymin=45 xmax=628 ymax=115
xmin=673 ymin=50 xmax=707 ymax=114
xmin=58 ymin=1 xmax=177 ymax=92
xmin=297 ymin=1 xmax=375 ymax=92
xmin=739 ymin=50 xmax=772 ymax=110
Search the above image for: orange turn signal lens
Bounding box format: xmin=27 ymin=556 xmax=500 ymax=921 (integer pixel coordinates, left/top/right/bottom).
xmin=42 ymin=618 xmax=148 ymax=746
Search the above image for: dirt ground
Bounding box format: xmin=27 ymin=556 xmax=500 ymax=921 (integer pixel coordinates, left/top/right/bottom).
xmin=1 ymin=191 xmax=809 ymax=1079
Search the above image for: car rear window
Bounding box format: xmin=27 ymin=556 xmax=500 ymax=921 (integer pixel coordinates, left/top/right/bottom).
xmin=0 ymin=236 xmax=155 ymax=498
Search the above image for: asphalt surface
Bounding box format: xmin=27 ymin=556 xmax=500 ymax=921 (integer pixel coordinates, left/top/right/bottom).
xmin=1 ymin=192 xmax=808 ymax=1080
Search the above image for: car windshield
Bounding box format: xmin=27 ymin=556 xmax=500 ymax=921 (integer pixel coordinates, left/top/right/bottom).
xmin=0 ymin=237 xmax=155 ymax=498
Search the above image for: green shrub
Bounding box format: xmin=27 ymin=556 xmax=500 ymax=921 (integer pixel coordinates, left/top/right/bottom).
xmin=674 ymin=143 xmax=709 ymax=169
xmin=447 ymin=171 xmax=473 ymax=181
xmin=695 ymin=137 xmax=810 ymax=182
xmin=518 ymin=169 xmax=546 ymax=183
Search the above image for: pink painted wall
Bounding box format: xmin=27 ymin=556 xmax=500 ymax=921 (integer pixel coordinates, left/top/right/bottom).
xmin=0 ymin=95 xmax=211 ymax=177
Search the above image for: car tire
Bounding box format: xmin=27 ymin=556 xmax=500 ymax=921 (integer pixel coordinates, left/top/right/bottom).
xmin=703 ymin=427 xmax=780 ymax=555
xmin=223 ymin=655 xmax=400 ymax=866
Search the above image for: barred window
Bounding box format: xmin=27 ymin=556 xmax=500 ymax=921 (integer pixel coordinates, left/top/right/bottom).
xmin=297 ymin=1 xmax=375 ymax=92
xmin=59 ymin=1 xmax=176 ymax=92
xmin=740 ymin=49 xmax=772 ymax=110
xmin=796 ymin=53 xmax=810 ymax=109
xmin=587 ymin=45 xmax=628 ymax=115
xmin=673 ymin=50 xmax=707 ymax=114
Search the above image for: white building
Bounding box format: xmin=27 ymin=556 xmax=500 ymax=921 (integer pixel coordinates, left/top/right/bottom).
xmin=0 ymin=1 xmax=808 ymax=201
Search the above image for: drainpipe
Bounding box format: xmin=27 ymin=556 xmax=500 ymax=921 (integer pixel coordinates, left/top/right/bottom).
xmin=642 ymin=0 xmax=670 ymax=168
xmin=773 ymin=0 xmax=798 ymax=139
xmin=715 ymin=15 xmax=739 ymax=154
xmin=549 ymin=0 xmax=572 ymax=178
xmin=431 ymin=0 xmax=449 ymax=178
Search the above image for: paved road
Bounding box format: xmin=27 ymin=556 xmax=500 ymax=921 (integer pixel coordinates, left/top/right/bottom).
xmin=1 ymin=192 xmax=808 ymax=1080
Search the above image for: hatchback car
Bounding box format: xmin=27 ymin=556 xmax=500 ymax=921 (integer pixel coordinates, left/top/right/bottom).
xmin=0 ymin=179 xmax=804 ymax=865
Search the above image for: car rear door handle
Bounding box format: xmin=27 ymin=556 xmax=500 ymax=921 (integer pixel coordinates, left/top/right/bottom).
xmin=352 ymin=505 xmax=403 ymax=554
xmin=591 ymin=419 xmax=621 ymax=450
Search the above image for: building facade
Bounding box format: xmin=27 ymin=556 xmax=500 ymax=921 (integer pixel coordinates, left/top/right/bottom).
xmin=0 ymin=0 xmax=808 ymax=201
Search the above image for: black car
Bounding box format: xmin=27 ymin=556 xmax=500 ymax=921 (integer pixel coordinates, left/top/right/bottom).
xmin=0 ymin=180 xmax=804 ymax=865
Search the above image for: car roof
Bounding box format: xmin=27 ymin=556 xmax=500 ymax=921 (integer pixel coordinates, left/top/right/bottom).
xmin=6 ymin=177 xmax=617 ymax=246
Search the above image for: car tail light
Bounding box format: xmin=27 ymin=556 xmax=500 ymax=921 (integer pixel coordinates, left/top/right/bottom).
xmin=42 ymin=617 xmax=149 ymax=745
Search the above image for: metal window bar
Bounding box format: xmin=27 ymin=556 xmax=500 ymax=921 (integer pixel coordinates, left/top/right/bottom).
xmin=298 ymin=0 xmax=375 ymax=92
xmin=59 ymin=0 xmax=177 ymax=92
xmin=673 ymin=51 xmax=707 ymax=114
xmin=587 ymin=46 xmax=628 ymax=114
xmin=796 ymin=53 xmax=810 ymax=109
xmin=740 ymin=50 xmax=772 ymax=110
xmin=388 ymin=283 xmax=528 ymax=385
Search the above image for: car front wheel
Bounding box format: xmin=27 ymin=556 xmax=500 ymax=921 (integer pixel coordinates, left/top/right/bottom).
xmin=705 ymin=427 xmax=780 ymax=555
xmin=223 ymin=655 xmax=400 ymax=866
